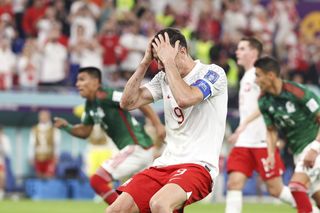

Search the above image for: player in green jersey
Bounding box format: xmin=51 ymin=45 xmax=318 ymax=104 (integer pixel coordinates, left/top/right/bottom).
xmin=255 ymin=56 xmax=320 ymax=213
xmin=54 ymin=67 xmax=165 ymax=205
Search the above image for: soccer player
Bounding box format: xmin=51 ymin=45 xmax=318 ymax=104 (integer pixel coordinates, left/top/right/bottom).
xmin=255 ymin=56 xmax=320 ymax=213
xmin=108 ymin=28 xmax=228 ymax=213
xmin=225 ymin=37 xmax=295 ymax=213
xmin=54 ymin=66 xmax=165 ymax=205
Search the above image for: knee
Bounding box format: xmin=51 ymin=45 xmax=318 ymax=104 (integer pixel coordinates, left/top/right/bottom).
xmin=227 ymin=177 xmax=244 ymax=190
xmin=149 ymin=197 xmax=167 ymax=213
xmin=105 ymin=204 xmax=121 ymax=213
xmin=267 ymin=186 xmax=281 ymax=197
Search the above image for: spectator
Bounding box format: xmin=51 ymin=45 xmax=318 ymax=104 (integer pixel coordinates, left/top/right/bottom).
xmin=0 ymin=35 xmax=16 ymax=90
xmin=17 ymin=37 xmax=41 ymax=90
xmin=28 ymin=110 xmax=61 ymax=178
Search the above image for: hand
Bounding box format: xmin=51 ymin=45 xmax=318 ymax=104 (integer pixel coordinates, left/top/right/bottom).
xmin=53 ymin=117 xmax=68 ymax=128
xmin=266 ymin=154 xmax=275 ymax=170
xmin=141 ymin=39 xmax=154 ymax=65
xmin=152 ymin=32 xmax=180 ymax=65
xmin=228 ymin=124 xmax=246 ymax=144
xmin=303 ymin=148 xmax=318 ymax=169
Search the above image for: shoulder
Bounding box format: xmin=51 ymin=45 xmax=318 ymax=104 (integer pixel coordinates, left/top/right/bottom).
xmin=200 ymin=63 xmax=226 ymax=81
xmin=258 ymin=92 xmax=268 ymax=105
xmin=282 ymin=81 xmax=305 ymax=99
xmin=96 ymin=87 xmax=113 ymax=101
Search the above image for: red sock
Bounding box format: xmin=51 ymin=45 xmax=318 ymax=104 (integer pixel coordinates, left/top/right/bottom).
xmin=90 ymin=173 xmax=118 ymax=205
xmin=289 ymin=181 xmax=312 ymax=213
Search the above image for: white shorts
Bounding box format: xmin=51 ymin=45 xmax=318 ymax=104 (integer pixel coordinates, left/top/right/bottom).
xmin=294 ymin=143 xmax=320 ymax=195
xmin=101 ymin=145 xmax=154 ymax=180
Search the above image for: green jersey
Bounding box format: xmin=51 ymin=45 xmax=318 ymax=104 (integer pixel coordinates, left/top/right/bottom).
xmin=258 ymin=81 xmax=320 ymax=154
xmin=81 ymin=87 xmax=153 ymax=150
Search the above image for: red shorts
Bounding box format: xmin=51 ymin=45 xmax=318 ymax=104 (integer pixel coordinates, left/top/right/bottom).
xmin=117 ymin=163 xmax=212 ymax=213
xmin=227 ymin=147 xmax=284 ymax=181
xmin=34 ymin=159 xmax=56 ymax=177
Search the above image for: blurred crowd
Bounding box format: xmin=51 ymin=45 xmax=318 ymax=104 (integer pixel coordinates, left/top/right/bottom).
xmin=0 ymin=0 xmax=319 ymax=96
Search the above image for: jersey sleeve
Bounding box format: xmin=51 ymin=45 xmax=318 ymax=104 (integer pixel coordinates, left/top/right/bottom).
xmin=143 ymin=72 xmax=163 ymax=102
xmin=191 ymin=66 xmax=227 ymax=100
xmin=301 ymin=87 xmax=320 ymax=115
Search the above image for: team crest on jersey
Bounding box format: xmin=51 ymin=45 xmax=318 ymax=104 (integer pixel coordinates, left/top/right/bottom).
xmin=204 ymin=70 xmax=219 ymax=84
xmin=285 ymin=101 xmax=296 ymax=113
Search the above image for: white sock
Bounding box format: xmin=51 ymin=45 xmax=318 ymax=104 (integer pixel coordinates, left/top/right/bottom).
xmin=0 ymin=189 xmax=4 ymax=200
xmin=225 ymin=190 xmax=242 ymax=213
xmin=279 ymin=186 xmax=296 ymax=207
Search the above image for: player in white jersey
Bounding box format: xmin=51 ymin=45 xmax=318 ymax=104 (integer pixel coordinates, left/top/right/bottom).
xmin=225 ymin=37 xmax=295 ymax=213
xmin=106 ymin=28 xmax=228 ymax=213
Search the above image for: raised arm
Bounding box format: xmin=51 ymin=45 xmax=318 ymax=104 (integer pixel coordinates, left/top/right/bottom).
xmin=152 ymin=33 xmax=203 ymax=109
xmin=54 ymin=117 xmax=93 ymax=139
xmin=120 ymin=41 xmax=154 ymax=111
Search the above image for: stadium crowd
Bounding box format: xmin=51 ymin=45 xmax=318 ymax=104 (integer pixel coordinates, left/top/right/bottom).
xmin=0 ymin=0 xmax=319 ymax=98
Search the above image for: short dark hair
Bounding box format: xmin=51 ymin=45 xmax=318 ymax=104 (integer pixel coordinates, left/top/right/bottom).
xmin=254 ymin=56 xmax=281 ymax=77
xmin=240 ymin=37 xmax=263 ymax=57
xmin=78 ymin=67 xmax=102 ymax=83
xmin=153 ymin=28 xmax=188 ymax=49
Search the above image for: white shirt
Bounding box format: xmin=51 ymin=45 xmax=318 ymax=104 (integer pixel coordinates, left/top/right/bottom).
xmin=144 ymin=60 xmax=228 ymax=177
xmin=236 ymin=67 xmax=267 ymax=147
xmin=39 ymin=42 xmax=67 ymax=83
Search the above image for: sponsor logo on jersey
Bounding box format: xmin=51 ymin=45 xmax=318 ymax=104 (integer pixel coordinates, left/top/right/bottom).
xmin=204 ymin=70 xmax=219 ymax=84
xmin=285 ymin=101 xmax=296 ymax=113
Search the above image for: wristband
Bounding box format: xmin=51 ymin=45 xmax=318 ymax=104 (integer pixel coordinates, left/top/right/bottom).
xmin=61 ymin=124 xmax=73 ymax=133
xmin=310 ymin=140 xmax=320 ymax=153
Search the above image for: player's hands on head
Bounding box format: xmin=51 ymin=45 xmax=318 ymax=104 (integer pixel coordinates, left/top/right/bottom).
xmin=141 ymin=39 xmax=154 ymax=65
xmin=53 ymin=117 xmax=68 ymax=128
xmin=152 ymin=32 xmax=180 ymax=65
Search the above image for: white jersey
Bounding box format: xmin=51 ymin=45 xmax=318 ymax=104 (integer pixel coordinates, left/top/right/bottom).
xmin=236 ymin=67 xmax=267 ymax=148
xmin=144 ymin=60 xmax=228 ymax=177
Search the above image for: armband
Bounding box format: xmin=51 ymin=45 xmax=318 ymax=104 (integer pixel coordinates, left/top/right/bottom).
xmin=191 ymin=79 xmax=211 ymax=100
xmin=310 ymin=140 xmax=320 ymax=153
xmin=61 ymin=124 xmax=73 ymax=133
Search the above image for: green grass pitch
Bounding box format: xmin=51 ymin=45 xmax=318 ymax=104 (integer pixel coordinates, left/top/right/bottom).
xmin=0 ymin=200 xmax=295 ymax=213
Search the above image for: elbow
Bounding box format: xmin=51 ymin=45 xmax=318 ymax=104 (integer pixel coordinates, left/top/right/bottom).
xmin=176 ymin=98 xmax=191 ymax=109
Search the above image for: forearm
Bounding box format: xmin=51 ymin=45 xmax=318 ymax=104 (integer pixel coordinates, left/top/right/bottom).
xmin=266 ymin=128 xmax=278 ymax=156
xmin=242 ymin=109 xmax=261 ymax=126
xmin=61 ymin=123 xmax=92 ymax=139
xmin=164 ymin=60 xmax=200 ymax=108
xmin=121 ymin=61 xmax=149 ymax=109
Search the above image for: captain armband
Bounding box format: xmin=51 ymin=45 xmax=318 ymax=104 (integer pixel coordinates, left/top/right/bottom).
xmin=191 ymin=79 xmax=212 ymax=100
xmin=61 ymin=124 xmax=73 ymax=133
xmin=310 ymin=140 xmax=320 ymax=153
